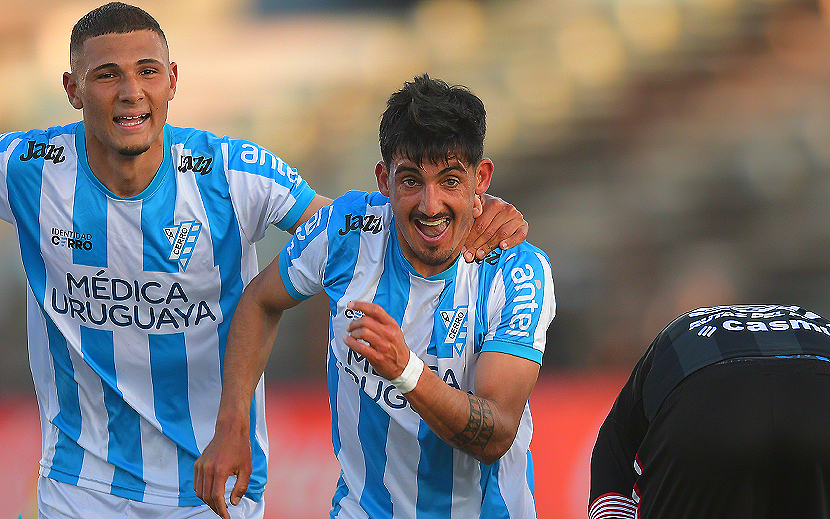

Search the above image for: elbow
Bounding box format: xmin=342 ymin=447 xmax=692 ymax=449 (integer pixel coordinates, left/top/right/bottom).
xmin=470 ymin=431 xmax=518 ymax=465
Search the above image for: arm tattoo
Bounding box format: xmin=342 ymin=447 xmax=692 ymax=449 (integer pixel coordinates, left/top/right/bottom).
xmin=449 ymin=393 xmax=494 ymax=452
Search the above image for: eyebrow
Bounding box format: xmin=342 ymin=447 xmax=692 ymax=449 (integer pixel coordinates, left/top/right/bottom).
xmin=89 ymin=58 xmax=165 ymax=74
xmin=395 ymin=163 xmax=470 ymax=177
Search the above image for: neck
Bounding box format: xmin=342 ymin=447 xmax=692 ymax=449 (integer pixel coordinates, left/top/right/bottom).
xmin=85 ymin=133 xmax=165 ymax=199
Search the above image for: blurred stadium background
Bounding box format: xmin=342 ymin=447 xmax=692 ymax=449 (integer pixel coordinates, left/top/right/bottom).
xmin=2 ymin=0 xmax=830 ymax=517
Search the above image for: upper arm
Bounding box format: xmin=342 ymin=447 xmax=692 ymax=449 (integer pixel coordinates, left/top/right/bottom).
xmin=287 ymin=193 xmax=333 ymax=234
xmin=473 ymin=351 xmax=540 ymax=434
xmin=245 ymin=253 xmax=303 ymax=315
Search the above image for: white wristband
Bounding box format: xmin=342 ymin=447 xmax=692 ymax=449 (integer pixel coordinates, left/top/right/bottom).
xmin=390 ymin=350 xmax=424 ymax=394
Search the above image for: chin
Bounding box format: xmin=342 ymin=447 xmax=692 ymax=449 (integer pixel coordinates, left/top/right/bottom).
xmin=418 ymin=249 xmax=456 ymax=268
xmin=118 ymin=145 xmax=152 ymax=157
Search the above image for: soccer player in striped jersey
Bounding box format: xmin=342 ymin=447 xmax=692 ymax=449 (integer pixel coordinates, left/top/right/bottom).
xmin=195 ymin=74 xmax=555 ymax=519
xmin=0 ymin=3 xmax=529 ymax=518
xmin=589 ymin=305 xmax=830 ymax=519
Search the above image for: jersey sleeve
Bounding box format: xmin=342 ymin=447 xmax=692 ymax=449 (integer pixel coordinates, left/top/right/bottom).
xmin=278 ymin=203 xmax=331 ymax=301
xmin=223 ymin=137 xmax=316 ymax=243
xmin=0 ymin=131 xmax=26 ymax=223
xmin=589 ymin=345 xmax=654 ymax=517
xmin=278 ymin=190 xmax=385 ymax=302
xmin=480 ymin=245 xmax=555 ymax=365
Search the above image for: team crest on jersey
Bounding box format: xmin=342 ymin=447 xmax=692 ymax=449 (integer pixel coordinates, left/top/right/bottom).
xmin=440 ymin=306 xmax=468 ymax=357
xmin=164 ymin=220 xmax=202 ymax=271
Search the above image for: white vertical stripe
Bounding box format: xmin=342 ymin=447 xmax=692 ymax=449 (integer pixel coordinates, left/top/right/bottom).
xmin=334 ymin=368 xmax=369 ymax=519
xmin=451 ymin=453 xmax=482 ymax=517
xmin=382 ymin=418 xmax=420 ymax=519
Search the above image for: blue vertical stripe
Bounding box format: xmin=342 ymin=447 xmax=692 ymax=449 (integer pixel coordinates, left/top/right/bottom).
xmin=375 ymin=229 xmax=410 ymax=326
xmin=80 ymin=326 xmax=146 ymax=500
xmin=416 ymin=422 xmax=453 ymax=518
xmin=328 ymin=344 xmax=342 ymax=456
xmin=357 ymin=390 xmax=393 ymax=519
xmin=72 ymin=166 xmax=107 ymax=268
xmin=322 ymin=198 xmax=362 ymax=460
xmin=6 ymin=136 xmax=47 ymax=308
xmin=330 ymin=471 xmax=349 ymax=518
xmin=526 ymin=449 xmax=535 ymax=496
xmin=148 ymin=332 xmax=197 ymax=501
xmin=479 ymin=460 xmax=509 ymax=519
xmin=44 ymin=316 xmax=84 ymax=483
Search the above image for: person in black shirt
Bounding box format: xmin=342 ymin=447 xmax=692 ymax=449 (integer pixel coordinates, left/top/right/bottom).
xmin=589 ymin=304 xmax=830 ymax=519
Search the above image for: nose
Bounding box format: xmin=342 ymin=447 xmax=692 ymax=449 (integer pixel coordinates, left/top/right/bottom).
xmin=118 ymin=74 xmax=144 ymax=103
xmin=418 ymin=183 xmax=443 ymax=217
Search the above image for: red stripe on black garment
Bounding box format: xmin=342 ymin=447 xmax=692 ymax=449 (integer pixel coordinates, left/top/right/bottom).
xmin=589 ymin=492 xmax=638 ymax=519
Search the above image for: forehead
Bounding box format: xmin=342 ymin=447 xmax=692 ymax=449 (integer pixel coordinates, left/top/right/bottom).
xmin=74 ymin=30 xmax=169 ymax=71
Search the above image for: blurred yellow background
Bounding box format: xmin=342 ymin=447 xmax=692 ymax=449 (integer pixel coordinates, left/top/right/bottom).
xmin=3 ymin=0 xmax=830 ymax=386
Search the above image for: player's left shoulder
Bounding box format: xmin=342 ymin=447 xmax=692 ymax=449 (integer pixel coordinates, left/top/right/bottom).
xmin=481 ymin=241 xmax=552 ymax=272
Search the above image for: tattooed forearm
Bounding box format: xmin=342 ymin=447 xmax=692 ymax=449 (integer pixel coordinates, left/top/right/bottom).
xmin=449 ymin=393 xmax=494 ymax=452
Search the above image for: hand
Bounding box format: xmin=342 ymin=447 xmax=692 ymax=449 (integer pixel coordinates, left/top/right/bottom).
xmin=193 ymin=418 xmax=252 ymax=519
xmin=343 ymin=301 xmax=411 ymax=381
xmin=463 ymin=193 xmax=528 ymax=262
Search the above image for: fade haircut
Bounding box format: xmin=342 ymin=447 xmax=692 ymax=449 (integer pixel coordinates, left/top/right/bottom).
xmin=379 ymin=74 xmax=486 ymax=170
xmin=69 ymin=2 xmax=167 ymax=71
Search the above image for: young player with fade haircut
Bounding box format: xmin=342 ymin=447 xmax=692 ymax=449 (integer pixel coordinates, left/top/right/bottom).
xmin=0 ymin=3 xmax=530 ymax=517
xmin=195 ymin=74 xmax=556 ymax=519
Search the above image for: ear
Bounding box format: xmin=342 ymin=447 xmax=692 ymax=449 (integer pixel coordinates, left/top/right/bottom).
xmin=63 ymin=71 xmax=83 ymax=110
xmin=168 ymin=62 xmax=178 ymax=101
xmin=375 ymin=161 xmax=390 ymax=196
xmin=474 ymin=158 xmax=494 ymax=195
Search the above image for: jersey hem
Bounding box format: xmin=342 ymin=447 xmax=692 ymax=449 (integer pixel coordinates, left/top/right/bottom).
xmin=481 ymin=340 xmax=543 ymax=365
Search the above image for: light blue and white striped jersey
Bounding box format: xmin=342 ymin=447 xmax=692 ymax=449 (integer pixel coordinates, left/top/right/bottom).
xmin=280 ymin=190 xmax=555 ymax=519
xmin=0 ymin=122 xmax=315 ymax=506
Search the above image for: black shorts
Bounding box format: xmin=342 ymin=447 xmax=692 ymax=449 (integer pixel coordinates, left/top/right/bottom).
xmin=637 ymin=357 xmax=830 ymax=519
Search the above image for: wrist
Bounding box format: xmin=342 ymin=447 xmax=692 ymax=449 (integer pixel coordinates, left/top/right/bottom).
xmin=390 ymin=350 xmax=424 ymax=394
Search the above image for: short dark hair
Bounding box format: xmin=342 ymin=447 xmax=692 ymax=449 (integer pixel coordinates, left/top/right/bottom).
xmin=379 ymin=74 xmax=486 ymax=169
xmin=70 ymin=2 xmax=167 ymax=70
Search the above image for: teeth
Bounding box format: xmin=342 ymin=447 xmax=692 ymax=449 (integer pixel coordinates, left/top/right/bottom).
xmin=117 ymin=115 xmax=147 ymax=126
xmin=418 ymin=219 xmax=447 ymax=226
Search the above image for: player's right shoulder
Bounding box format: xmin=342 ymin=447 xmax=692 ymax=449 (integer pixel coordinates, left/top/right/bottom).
xmin=1 ymin=123 xmax=76 ymax=150
xmin=1 ymin=123 xmax=81 ymax=167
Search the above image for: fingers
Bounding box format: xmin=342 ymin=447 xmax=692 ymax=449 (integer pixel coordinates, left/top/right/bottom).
xmin=463 ymin=196 xmax=527 ymax=261
xmin=231 ymin=470 xmax=250 ymax=507
xmin=194 ymin=439 xmax=252 ymax=519
xmin=194 ymin=461 xmax=231 ymax=519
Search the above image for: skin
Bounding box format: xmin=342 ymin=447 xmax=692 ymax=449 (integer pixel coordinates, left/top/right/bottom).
xmin=63 ymin=30 xmax=177 ymax=198
xmin=376 ymin=154 xmax=492 ymax=276
xmin=193 ymin=155 xmax=540 ymax=518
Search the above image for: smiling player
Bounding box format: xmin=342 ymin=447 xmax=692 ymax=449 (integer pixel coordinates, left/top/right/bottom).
xmin=194 ymin=74 xmax=556 ymax=519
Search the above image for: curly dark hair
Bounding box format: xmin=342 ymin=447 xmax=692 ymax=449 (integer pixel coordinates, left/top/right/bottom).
xmin=379 ymin=74 xmax=486 ymax=169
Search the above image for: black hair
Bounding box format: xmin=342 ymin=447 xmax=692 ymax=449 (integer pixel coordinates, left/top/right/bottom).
xmin=379 ymin=74 xmax=486 ymax=169
xmin=70 ymin=2 xmax=167 ymax=69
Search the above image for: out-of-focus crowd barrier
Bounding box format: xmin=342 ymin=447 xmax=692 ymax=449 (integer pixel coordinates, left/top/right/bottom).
xmin=0 ymin=372 xmax=628 ymax=519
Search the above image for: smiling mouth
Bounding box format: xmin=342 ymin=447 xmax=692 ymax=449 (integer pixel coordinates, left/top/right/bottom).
xmin=416 ymin=217 xmax=450 ymax=238
xmin=114 ymin=114 xmax=149 ymax=127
